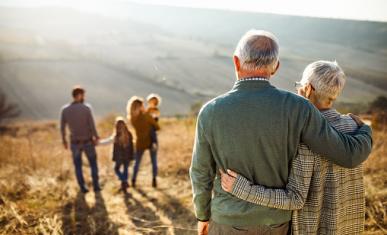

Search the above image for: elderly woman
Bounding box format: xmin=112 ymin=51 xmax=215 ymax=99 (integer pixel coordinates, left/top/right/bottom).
xmin=221 ymin=61 xmax=366 ymax=235
xmin=127 ymin=96 xmax=160 ymax=188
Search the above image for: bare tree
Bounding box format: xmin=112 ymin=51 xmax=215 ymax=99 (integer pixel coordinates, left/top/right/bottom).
xmin=0 ymin=91 xmax=20 ymax=123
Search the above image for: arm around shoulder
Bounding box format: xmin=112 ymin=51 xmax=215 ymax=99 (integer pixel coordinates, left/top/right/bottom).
xmin=229 ymin=144 xmax=314 ymax=210
xmin=301 ymin=103 xmax=372 ymax=168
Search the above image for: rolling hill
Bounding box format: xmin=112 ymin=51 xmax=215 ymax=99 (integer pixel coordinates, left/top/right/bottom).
xmin=0 ymin=3 xmax=386 ymax=119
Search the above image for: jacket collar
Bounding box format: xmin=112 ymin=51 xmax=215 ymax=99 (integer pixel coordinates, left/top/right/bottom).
xmin=232 ymin=79 xmax=273 ymax=91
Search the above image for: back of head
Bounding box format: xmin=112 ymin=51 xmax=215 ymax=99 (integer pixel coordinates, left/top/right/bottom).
xmin=72 ymin=86 xmax=85 ymax=101
xmin=126 ymin=96 xmax=144 ymax=122
xmin=301 ymin=60 xmax=346 ymax=106
xmin=147 ymin=93 xmax=162 ymax=106
xmin=114 ymin=116 xmax=131 ymax=147
xmin=234 ymin=29 xmax=280 ymax=71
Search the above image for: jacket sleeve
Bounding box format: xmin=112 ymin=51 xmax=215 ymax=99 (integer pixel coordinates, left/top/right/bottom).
xmin=129 ymin=133 xmax=134 ymax=159
xmin=99 ymin=136 xmax=114 ymax=145
xmin=60 ymin=109 xmax=67 ymax=143
xmin=87 ymin=107 xmax=99 ymax=139
xmin=231 ymin=144 xmax=314 ymax=210
xmin=189 ymin=109 xmax=216 ymax=221
xmin=301 ymin=102 xmax=372 ymax=168
xmin=112 ymin=142 xmax=118 ymax=160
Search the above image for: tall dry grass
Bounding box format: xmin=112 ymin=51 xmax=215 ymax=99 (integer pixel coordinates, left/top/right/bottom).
xmin=363 ymin=128 xmax=387 ymax=234
xmin=0 ymin=116 xmax=385 ymax=234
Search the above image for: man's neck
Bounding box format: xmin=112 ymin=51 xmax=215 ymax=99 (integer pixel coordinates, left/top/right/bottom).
xmin=237 ymin=71 xmax=272 ymax=80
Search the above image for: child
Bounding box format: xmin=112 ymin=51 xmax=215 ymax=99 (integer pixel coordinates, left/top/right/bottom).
xmin=146 ymin=94 xmax=161 ymax=151
xmin=100 ymin=117 xmax=134 ymax=192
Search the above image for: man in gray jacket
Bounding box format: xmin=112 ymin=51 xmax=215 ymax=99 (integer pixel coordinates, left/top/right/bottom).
xmin=190 ymin=30 xmax=372 ymax=235
xmin=60 ymin=86 xmax=100 ymax=193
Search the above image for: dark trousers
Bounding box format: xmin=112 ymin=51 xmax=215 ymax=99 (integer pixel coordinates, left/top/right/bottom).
xmin=114 ymin=161 xmax=129 ymax=182
xmin=70 ymin=143 xmax=100 ymax=190
xmin=208 ymin=221 xmax=289 ymax=235
xmin=132 ymin=148 xmax=157 ymax=182
xmin=150 ymin=127 xmax=158 ymax=145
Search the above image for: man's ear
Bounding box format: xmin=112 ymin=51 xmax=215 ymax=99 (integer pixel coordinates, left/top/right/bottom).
xmin=305 ymin=84 xmax=313 ymax=98
xmin=271 ymin=61 xmax=280 ymax=75
xmin=233 ymin=55 xmax=241 ymax=72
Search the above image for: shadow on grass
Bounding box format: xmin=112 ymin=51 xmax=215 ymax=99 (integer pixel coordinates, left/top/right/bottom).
xmin=135 ymin=188 xmax=196 ymax=234
xmin=61 ymin=191 xmax=119 ymax=235
xmin=122 ymin=191 xmax=168 ymax=234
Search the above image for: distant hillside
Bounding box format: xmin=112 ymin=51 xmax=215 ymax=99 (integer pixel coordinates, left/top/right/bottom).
xmin=0 ymin=4 xmax=386 ymax=119
xmin=123 ymin=3 xmax=387 ymax=89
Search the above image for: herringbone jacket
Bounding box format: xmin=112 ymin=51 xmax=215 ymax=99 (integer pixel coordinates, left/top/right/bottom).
xmin=232 ymin=109 xmax=365 ymax=235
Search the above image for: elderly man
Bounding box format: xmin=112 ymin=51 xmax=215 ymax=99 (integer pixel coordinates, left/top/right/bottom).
xmin=189 ymin=30 xmax=372 ymax=235
xmin=221 ymin=60 xmax=366 ymax=234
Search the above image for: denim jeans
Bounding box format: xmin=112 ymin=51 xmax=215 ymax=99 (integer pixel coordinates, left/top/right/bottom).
xmin=70 ymin=143 xmax=100 ymax=190
xmin=114 ymin=161 xmax=129 ymax=182
xmin=132 ymin=148 xmax=157 ymax=182
xmin=150 ymin=127 xmax=158 ymax=145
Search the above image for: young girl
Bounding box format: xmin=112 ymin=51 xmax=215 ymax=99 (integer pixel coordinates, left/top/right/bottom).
xmin=127 ymin=96 xmax=160 ymax=188
xmin=146 ymin=94 xmax=161 ymax=150
xmin=100 ymin=117 xmax=134 ymax=191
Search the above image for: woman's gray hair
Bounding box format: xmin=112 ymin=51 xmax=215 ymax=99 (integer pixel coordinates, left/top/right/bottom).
xmin=300 ymin=60 xmax=346 ymax=102
xmin=234 ymin=29 xmax=279 ymax=70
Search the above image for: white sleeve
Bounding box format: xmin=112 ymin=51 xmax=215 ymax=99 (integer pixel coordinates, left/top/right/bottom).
xmin=99 ymin=136 xmax=114 ymax=146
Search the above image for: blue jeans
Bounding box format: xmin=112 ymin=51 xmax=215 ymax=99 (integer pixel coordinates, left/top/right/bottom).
xmin=132 ymin=148 xmax=157 ymax=182
xmin=114 ymin=161 xmax=129 ymax=182
xmin=150 ymin=127 xmax=158 ymax=145
xmin=70 ymin=143 xmax=100 ymax=190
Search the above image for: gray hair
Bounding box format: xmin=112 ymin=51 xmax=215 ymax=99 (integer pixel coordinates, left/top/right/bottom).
xmin=300 ymin=60 xmax=346 ymax=102
xmin=234 ymin=29 xmax=279 ymax=71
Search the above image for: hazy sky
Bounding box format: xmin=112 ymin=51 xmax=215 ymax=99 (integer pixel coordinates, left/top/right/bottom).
xmin=1 ymin=0 xmax=386 ymax=22
xmin=132 ymin=0 xmax=387 ymax=22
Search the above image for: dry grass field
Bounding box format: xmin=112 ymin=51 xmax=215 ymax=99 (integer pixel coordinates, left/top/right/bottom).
xmin=0 ymin=116 xmax=385 ymax=234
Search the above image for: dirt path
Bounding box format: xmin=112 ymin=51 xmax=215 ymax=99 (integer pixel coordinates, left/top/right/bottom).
xmin=0 ymin=118 xmax=198 ymax=235
xmin=59 ymin=162 xmax=197 ymax=235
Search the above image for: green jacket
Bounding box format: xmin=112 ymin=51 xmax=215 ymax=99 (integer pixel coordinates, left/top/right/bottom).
xmin=189 ymin=80 xmax=372 ymax=226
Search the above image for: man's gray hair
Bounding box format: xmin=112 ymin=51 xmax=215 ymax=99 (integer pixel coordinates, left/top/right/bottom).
xmin=300 ymin=60 xmax=346 ymax=102
xmin=234 ymin=29 xmax=279 ymax=70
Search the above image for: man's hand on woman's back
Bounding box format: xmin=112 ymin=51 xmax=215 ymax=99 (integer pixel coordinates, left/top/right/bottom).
xmin=348 ymin=113 xmax=365 ymax=126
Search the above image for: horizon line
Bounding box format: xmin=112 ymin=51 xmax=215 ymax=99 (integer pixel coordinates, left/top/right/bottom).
xmin=0 ymin=0 xmax=386 ymax=23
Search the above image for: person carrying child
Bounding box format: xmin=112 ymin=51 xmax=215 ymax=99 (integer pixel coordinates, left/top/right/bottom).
xmin=128 ymin=96 xmax=160 ymax=188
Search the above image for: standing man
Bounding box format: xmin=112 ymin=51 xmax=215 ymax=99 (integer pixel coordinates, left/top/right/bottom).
xmin=60 ymin=86 xmax=101 ymax=193
xmin=190 ymin=30 xmax=372 ymax=235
